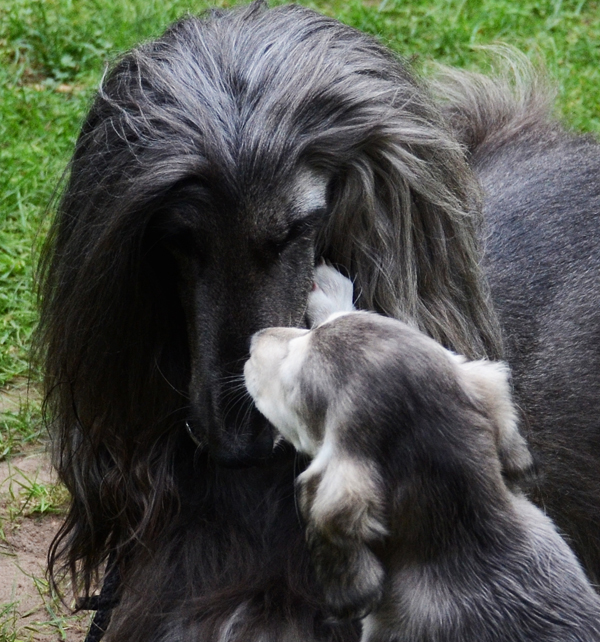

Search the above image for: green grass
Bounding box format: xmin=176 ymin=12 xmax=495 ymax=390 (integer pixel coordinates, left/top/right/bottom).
xmin=1 ymin=0 xmax=599 ymax=433
xmin=0 ymin=404 xmax=43 ymax=463
xmin=328 ymin=0 xmax=600 ymax=131
xmin=1 ymin=465 xmax=69 ymax=524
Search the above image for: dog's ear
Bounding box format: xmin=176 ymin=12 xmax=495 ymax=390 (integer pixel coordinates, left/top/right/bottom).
xmin=297 ymin=454 xmax=387 ymax=620
xmin=452 ymin=355 xmax=533 ymax=481
xmin=315 ymin=121 xmax=503 ymax=363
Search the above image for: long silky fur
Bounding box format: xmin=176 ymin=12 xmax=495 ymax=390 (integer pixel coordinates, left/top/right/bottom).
xmin=35 ymin=2 xmax=600 ymax=641
xmin=430 ymin=47 xmax=557 ymax=159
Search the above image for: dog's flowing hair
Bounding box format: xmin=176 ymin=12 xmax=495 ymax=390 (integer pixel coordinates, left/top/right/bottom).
xmin=36 ymin=2 xmax=600 ymax=640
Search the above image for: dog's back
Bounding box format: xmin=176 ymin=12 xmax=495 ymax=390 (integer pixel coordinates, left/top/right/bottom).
xmin=436 ymin=61 xmax=600 ymax=583
xmin=483 ymin=134 xmax=600 ymax=584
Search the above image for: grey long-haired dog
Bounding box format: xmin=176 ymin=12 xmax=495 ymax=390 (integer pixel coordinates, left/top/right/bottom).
xmin=245 ymin=265 xmax=600 ymax=641
xmin=36 ymin=0 xmax=600 ymax=640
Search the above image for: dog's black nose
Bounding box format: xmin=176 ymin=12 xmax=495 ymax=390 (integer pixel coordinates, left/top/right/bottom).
xmin=211 ymin=439 xmax=274 ymax=468
xmin=188 ymin=406 xmax=275 ymax=468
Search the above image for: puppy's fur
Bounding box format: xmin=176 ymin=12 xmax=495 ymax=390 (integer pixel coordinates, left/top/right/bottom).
xmin=245 ymin=266 xmax=600 ymax=641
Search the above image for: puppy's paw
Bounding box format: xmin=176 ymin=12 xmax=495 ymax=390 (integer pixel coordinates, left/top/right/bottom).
xmin=297 ymin=456 xmax=387 ymax=620
xmin=306 ymin=527 xmax=385 ymax=620
xmin=307 ymin=264 xmax=355 ymax=327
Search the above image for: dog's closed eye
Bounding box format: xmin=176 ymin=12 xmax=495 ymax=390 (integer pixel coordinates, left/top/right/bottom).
xmin=268 ymin=209 xmax=328 ymax=256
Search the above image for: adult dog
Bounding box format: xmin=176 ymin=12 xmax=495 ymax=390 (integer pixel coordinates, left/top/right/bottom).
xmin=37 ymin=1 xmax=600 ymax=641
xmin=244 ymin=264 xmax=600 ymax=641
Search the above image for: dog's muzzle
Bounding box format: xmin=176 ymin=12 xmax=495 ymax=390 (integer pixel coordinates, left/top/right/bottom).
xmin=186 ymin=407 xmax=275 ymax=468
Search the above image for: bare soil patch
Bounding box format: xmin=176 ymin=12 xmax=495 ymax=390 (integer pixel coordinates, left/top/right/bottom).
xmin=1 ymin=381 xmax=92 ymax=641
xmin=0 ymin=378 xmax=35 ymax=414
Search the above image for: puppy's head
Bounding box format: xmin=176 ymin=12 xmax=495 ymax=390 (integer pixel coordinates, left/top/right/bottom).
xmin=245 ymin=311 xmax=534 ymax=620
xmin=246 ymin=309 xmax=533 ymax=480
xmin=244 ymin=326 xmax=328 ymax=458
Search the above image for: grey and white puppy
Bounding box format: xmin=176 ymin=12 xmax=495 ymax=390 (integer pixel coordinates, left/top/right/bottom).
xmin=245 ymin=265 xmax=600 ymax=642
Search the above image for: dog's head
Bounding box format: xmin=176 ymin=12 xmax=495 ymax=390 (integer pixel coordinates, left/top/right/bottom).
xmin=156 ymin=168 xmax=330 ymax=466
xmin=42 ymin=2 xmax=498 ymax=473
xmin=40 ymin=0 xmax=507 ymax=596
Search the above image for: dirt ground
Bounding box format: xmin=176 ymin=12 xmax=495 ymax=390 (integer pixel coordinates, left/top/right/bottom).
xmin=0 ymin=383 xmax=92 ymax=641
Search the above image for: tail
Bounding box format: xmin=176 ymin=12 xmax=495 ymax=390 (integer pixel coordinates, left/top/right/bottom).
xmin=431 ymin=47 xmax=557 ymax=159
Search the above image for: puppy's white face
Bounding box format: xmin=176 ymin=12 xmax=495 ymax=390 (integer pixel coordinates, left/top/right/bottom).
xmin=244 ymin=327 xmax=319 ymax=455
xmin=244 ymin=264 xmax=356 ymax=455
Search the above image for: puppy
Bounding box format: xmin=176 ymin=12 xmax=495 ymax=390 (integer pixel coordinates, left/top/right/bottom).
xmin=244 ymin=265 xmax=600 ymax=642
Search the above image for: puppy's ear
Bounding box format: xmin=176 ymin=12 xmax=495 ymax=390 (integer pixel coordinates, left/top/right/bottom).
xmin=452 ymin=356 xmax=533 ymax=481
xmin=297 ymin=455 xmax=387 ymax=619
xmin=307 ymin=264 xmax=355 ymax=327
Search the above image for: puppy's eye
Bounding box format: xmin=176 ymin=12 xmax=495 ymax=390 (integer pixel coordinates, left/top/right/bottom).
xmin=270 ymin=209 xmax=327 ymax=254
